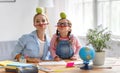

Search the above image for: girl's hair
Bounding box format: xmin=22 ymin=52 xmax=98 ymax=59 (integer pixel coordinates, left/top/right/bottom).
xmin=56 ymin=19 xmax=73 ymax=44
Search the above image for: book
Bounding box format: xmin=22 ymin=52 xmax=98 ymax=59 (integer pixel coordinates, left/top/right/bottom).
xmin=0 ymin=60 xmax=34 ymax=72
xmin=7 ymin=62 xmax=33 ymax=67
xmin=6 ymin=62 xmax=34 ymax=73
xmin=0 ymin=60 xmax=33 ymax=67
xmin=0 ymin=60 xmax=13 ymax=66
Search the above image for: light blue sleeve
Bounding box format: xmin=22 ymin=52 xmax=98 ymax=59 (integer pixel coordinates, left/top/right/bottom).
xmin=43 ymin=35 xmax=53 ymax=60
xmin=45 ymin=47 xmax=53 ymax=60
xmin=11 ymin=35 xmax=28 ymax=59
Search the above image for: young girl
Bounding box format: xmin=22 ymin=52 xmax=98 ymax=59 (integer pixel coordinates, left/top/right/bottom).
xmin=50 ymin=12 xmax=81 ymax=61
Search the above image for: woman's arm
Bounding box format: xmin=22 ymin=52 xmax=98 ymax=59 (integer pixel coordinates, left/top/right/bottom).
xmin=50 ymin=34 xmax=59 ymax=59
xmin=12 ymin=35 xmax=27 ymax=61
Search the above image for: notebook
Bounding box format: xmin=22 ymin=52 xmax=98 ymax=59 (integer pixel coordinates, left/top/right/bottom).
xmin=0 ymin=60 xmax=33 ymax=67
xmin=0 ymin=60 xmax=13 ymax=66
xmin=7 ymin=62 xmax=33 ymax=67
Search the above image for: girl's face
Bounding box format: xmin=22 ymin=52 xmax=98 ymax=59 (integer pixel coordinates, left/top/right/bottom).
xmin=57 ymin=19 xmax=71 ymax=36
xmin=34 ymin=14 xmax=48 ymax=31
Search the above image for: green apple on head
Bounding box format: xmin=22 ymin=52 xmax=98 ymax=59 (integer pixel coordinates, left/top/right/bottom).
xmin=60 ymin=12 xmax=66 ymax=19
xmin=36 ymin=7 xmax=42 ymax=14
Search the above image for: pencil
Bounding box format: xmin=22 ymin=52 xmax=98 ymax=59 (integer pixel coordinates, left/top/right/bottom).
xmin=93 ymin=66 xmax=112 ymax=69
xmin=53 ymin=67 xmax=75 ymax=72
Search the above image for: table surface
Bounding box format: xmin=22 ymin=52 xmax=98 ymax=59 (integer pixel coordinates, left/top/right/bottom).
xmin=0 ymin=57 xmax=120 ymax=73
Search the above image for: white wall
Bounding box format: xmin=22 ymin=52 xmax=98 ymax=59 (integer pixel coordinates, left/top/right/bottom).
xmin=0 ymin=0 xmax=38 ymax=41
xmin=0 ymin=0 xmax=66 ymax=41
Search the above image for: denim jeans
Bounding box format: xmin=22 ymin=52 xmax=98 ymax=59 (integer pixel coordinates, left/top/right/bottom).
xmin=56 ymin=40 xmax=74 ymax=59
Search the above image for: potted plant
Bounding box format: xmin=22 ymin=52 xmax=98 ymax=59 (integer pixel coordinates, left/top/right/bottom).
xmin=86 ymin=26 xmax=111 ymax=66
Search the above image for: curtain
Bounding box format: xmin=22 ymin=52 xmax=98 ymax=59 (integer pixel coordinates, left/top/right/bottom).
xmin=48 ymin=0 xmax=94 ymax=36
xmin=97 ymin=0 xmax=120 ymax=37
xmin=49 ymin=0 xmax=120 ymax=37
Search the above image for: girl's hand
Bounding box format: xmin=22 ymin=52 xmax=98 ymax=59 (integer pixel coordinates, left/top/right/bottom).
xmin=70 ymin=56 xmax=77 ymax=60
xmin=54 ymin=56 xmax=61 ymax=61
xmin=26 ymin=58 xmax=41 ymax=63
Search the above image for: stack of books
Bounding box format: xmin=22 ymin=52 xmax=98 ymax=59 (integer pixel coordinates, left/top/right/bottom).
xmin=0 ymin=60 xmax=34 ymax=72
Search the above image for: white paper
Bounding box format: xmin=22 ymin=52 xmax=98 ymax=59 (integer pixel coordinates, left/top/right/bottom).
xmin=39 ymin=60 xmax=66 ymax=65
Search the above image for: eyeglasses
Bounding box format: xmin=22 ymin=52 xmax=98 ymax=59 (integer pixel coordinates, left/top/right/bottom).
xmin=57 ymin=22 xmax=71 ymax=27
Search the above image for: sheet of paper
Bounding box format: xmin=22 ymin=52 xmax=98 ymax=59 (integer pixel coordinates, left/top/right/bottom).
xmin=104 ymin=58 xmax=120 ymax=67
xmin=91 ymin=58 xmax=120 ymax=69
xmin=39 ymin=60 xmax=66 ymax=65
xmin=37 ymin=65 xmax=53 ymax=72
xmin=68 ymin=60 xmax=83 ymax=65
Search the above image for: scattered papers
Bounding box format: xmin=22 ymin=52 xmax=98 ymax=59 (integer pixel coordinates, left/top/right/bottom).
xmin=39 ymin=60 xmax=66 ymax=65
xmin=37 ymin=65 xmax=75 ymax=72
xmin=39 ymin=60 xmax=84 ymax=66
xmin=37 ymin=65 xmax=53 ymax=72
xmin=104 ymin=57 xmax=120 ymax=66
xmin=90 ymin=58 xmax=120 ymax=69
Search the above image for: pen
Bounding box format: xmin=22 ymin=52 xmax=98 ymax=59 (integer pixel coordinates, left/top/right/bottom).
xmin=93 ymin=66 xmax=112 ymax=69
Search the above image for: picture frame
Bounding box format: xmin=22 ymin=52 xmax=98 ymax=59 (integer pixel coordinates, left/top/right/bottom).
xmin=0 ymin=0 xmax=16 ymax=2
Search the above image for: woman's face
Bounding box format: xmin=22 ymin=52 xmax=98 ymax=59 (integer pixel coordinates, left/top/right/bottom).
xmin=34 ymin=14 xmax=48 ymax=31
xmin=57 ymin=19 xmax=71 ymax=36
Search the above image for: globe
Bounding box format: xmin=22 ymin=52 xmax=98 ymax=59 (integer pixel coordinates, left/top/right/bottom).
xmin=79 ymin=46 xmax=95 ymax=70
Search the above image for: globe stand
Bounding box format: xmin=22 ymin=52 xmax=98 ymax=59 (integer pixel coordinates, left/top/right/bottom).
xmin=80 ymin=61 xmax=92 ymax=70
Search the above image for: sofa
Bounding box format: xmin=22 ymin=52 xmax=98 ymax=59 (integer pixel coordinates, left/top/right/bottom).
xmin=0 ymin=40 xmax=17 ymax=61
xmin=0 ymin=37 xmax=120 ymax=61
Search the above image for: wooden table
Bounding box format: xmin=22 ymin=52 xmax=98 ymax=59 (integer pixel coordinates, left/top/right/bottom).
xmin=0 ymin=57 xmax=120 ymax=73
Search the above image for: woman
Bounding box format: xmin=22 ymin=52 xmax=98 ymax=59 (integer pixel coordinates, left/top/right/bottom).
xmin=12 ymin=8 xmax=52 ymax=63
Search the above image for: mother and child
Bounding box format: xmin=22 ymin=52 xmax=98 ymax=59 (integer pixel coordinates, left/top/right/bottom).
xmin=12 ymin=7 xmax=81 ymax=63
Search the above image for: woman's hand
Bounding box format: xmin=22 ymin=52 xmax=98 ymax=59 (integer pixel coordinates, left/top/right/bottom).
xmin=15 ymin=54 xmax=22 ymax=61
xmin=26 ymin=58 xmax=41 ymax=63
xmin=54 ymin=56 xmax=61 ymax=61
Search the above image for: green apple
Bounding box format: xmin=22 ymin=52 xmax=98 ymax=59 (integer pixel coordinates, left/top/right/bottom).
xmin=60 ymin=12 xmax=66 ymax=19
xmin=36 ymin=7 xmax=42 ymax=14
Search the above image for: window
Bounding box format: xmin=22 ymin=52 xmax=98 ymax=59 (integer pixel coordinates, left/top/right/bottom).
xmin=98 ymin=0 xmax=120 ymax=37
xmin=0 ymin=0 xmax=15 ymax=2
xmin=64 ymin=0 xmax=120 ymax=37
xmin=65 ymin=0 xmax=94 ymax=36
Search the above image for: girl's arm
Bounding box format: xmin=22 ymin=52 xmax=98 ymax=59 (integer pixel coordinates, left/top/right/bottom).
xmin=71 ymin=36 xmax=81 ymax=60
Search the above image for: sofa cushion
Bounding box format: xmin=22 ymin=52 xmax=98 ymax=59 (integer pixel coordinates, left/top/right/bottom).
xmin=0 ymin=40 xmax=17 ymax=61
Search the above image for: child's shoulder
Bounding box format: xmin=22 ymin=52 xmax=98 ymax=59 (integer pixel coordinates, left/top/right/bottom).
xmin=51 ymin=34 xmax=58 ymax=38
xmin=69 ymin=34 xmax=76 ymax=38
xmin=70 ymin=34 xmax=79 ymax=41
